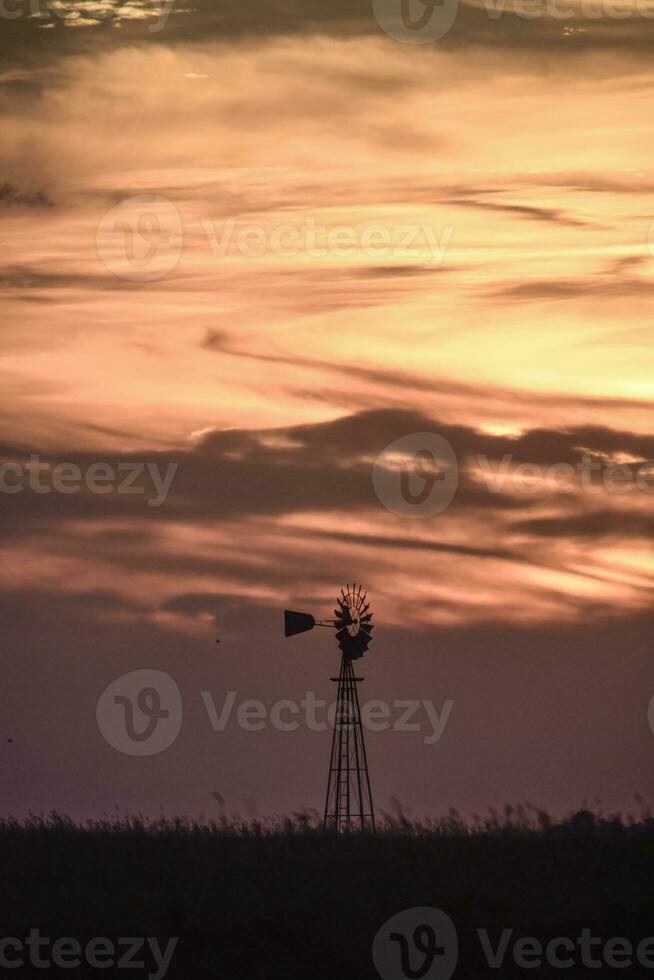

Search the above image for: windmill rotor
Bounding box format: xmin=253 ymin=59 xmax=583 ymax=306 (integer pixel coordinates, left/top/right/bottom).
xmin=283 ymin=583 xmax=374 ymax=660
xmin=334 ymin=584 xmax=373 ymax=660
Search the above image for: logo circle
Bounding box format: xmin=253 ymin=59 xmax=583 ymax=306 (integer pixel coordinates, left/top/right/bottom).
xmin=96 ymin=669 xmax=183 ymax=756
xmin=371 ymin=0 xmax=459 ymax=43
xmin=372 ymin=432 xmax=459 ymax=518
xmin=373 ymin=907 xmax=458 ymax=980
xmin=96 ymin=194 xmax=183 ymax=282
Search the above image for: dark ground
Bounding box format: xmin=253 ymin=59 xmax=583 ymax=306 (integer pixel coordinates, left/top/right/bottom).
xmin=1 ymin=809 xmax=653 ymax=979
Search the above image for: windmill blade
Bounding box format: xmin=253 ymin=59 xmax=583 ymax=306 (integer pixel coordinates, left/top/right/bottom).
xmin=351 ymin=637 xmax=370 ymax=656
xmin=335 ymin=597 xmax=354 ymax=622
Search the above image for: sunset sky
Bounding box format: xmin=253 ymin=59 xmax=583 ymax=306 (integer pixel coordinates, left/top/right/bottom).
xmin=1 ymin=0 xmax=653 ymax=821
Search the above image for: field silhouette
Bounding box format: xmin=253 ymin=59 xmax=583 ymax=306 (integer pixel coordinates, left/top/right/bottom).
xmin=1 ymin=805 xmax=652 ymax=979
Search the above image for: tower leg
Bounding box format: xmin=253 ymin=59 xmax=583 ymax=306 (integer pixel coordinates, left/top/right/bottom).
xmin=324 ymin=654 xmax=375 ymax=833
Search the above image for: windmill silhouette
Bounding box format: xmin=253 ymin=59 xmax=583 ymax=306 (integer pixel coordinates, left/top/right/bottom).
xmin=284 ymin=584 xmax=375 ymax=833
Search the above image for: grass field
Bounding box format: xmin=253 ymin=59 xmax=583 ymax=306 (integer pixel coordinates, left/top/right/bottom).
xmin=1 ymin=807 xmax=653 ymax=979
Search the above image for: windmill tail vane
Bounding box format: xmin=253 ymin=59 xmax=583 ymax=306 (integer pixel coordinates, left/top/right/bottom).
xmin=283 ymin=583 xmax=375 ymax=834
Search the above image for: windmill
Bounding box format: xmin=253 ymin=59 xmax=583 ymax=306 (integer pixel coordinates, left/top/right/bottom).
xmin=284 ymin=584 xmax=375 ymax=833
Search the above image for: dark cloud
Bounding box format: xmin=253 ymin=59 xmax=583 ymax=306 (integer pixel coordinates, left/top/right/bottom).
xmin=301 ymin=526 xmax=531 ymax=562
xmin=0 ymin=183 xmax=53 ymax=208
xmin=514 ymin=509 xmax=654 ymax=539
xmin=0 ymin=409 xmax=652 ymax=544
xmin=4 ymin=0 xmax=654 ymax=73
xmin=444 ymin=196 xmax=591 ymax=227
xmin=493 ymin=253 xmax=654 ymax=302
xmin=495 ymin=277 xmax=654 ymax=302
xmin=0 ymin=265 xmax=141 ymax=292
